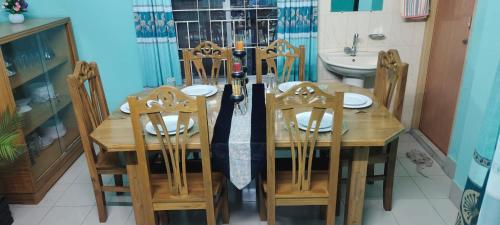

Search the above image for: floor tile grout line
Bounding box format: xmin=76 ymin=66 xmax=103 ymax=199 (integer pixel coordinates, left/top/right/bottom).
xmin=35 ymin=204 xmax=56 ymax=225
xmin=409 ymin=175 xmax=451 ymax=199
xmin=427 ymin=199 xmax=455 ymax=225
xmin=395 ymin=157 xmax=412 ymax=177
xmin=79 ymin=205 xmax=95 ymax=225
xmin=408 ymin=175 xmax=449 ymax=225
xmin=36 ymin=165 xmax=85 ymax=225
xmin=423 ymin=197 xmax=450 ymax=225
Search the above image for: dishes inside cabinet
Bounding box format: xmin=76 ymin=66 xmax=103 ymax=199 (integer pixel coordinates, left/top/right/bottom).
xmin=26 ymin=82 xmax=57 ymax=103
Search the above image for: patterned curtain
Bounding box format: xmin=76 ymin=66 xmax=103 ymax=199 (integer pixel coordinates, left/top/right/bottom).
xmin=133 ymin=0 xmax=182 ymax=87
xmin=277 ymin=0 xmax=318 ymax=81
xmin=456 ymin=64 xmax=500 ymax=225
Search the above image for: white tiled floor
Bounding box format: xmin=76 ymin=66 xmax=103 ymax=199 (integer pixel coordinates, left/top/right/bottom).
xmin=9 ymin=133 xmax=458 ymax=225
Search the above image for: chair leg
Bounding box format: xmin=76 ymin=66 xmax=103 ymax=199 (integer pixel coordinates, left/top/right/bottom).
xmin=367 ymin=164 xmax=375 ymax=184
xmin=94 ymin=189 xmax=108 ymax=222
xmin=221 ymin=184 xmax=230 ymax=224
xmin=206 ymin=204 xmax=217 ymax=225
xmin=383 ymin=140 xmax=398 ymax=211
xmin=326 ymin=203 xmax=337 ymax=225
xmin=267 ymin=198 xmax=276 ymax=225
xmin=257 ymin=178 xmax=267 ymax=221
xmin=114 ymin=175 xmax=124 ymax=195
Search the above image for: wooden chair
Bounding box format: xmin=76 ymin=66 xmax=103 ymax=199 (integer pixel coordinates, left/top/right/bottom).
xmin=128 ymin=86 xmax=229 ymax=225
xmin=182 ymin=41 xmax=233 ymax=86
xmin=258 ymin=82 xmax=344 ymax=225
xmin=256 ymin=39 xmax=306 ymax=83
xmin=349 ymin=49 xmax=408 ymax=211
xmin=67 ymin=61 xmax=129 ymax=222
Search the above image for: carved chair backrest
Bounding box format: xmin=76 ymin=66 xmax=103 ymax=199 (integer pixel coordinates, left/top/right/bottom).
xmin=67 ymin=61 xmax=109 ymax=165
xmin=373 ymin=49 xmax=408 ymax=121
xmin=256 ymin=39 xmax=305 ymax=83
xmin=183 ymin=41 xmax=233 ymax=86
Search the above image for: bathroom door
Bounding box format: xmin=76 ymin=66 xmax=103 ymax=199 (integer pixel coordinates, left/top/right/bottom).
xmin=419 ymin=0 xmax=476 ymax=154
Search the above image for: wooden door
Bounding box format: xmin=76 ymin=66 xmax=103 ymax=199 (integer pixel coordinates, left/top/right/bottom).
xmin=420 ymin=0 xmax=476 ymax=154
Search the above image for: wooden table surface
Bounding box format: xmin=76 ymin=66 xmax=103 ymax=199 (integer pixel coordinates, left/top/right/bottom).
xmin=90 ymin=82 xmax=404 ymax=151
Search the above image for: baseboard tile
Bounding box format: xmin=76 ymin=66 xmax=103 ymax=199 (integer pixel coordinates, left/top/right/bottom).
xmin=449 ymin=181 xmax=462 ymax=208
xmin=409 ymin=129 xmax=456 ymax=178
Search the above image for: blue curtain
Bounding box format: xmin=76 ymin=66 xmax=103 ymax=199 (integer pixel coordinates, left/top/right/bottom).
xmin=456 ymin=63 xmax=500 ymax=225
xmin=133 ymin=0 xmax=182 ymax=87
xmin=277 ymin=0 xmax=318 ymax=82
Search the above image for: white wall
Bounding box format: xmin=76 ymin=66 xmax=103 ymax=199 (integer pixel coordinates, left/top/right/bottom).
xmin=318 ymin=0 xmax=426 ymax=127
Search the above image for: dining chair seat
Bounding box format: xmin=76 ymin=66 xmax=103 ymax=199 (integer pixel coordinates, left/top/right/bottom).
xmin=151 ymin=172 xmax=224 ymax=203
xmin=262 ymin=171 xmax=330 ymax=199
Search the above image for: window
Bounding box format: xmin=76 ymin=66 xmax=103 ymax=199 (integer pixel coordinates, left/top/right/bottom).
xmin=172 ymin=0 xmax=278 ymax=79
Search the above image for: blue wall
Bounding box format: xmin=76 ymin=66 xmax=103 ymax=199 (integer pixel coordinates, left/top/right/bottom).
xmin=448 ymin=0 xmax=500 ymax=190
xmin=1 ymin=0 xmax=144 ymax=110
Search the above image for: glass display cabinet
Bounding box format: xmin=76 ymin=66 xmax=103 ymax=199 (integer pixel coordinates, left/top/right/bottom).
xmin=0 ymin=18 xmax=81 ymax=204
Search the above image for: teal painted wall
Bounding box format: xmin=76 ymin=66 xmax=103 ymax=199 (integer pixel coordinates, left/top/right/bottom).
xmin=331 ymin=0 xmax=355 ymax=12
xmin=372 ymin=0 xmax=383 ymax=11
xmin=448 ymin=0 xmax=500 ymax=190
xmin=331 ymin=0 xmax=383 ymax=12
xmin=1 ymin=0 xmax=144 ymax=110
xmin=358 ymin=0 xmax=372 ymax=11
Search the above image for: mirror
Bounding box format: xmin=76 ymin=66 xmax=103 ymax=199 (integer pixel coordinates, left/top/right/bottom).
xmin=331 ymin=0 xmax=383 ymax=12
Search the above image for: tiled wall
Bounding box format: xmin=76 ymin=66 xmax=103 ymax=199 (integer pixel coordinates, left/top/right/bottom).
xmin=317 ymin=0 xmax=426 ymax=128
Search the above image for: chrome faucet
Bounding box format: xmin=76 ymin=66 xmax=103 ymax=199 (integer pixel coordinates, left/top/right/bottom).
xmin=344 ymin=33 xmax=359 ymax=56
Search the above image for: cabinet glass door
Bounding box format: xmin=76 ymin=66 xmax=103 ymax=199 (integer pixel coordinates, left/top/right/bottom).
xmin=3 ymin=33 xmax=63 ymax=179
xmin=38 ymin=25 xmax=78 ymax=156
xmin=2 ymin=24 xmax=76 ymax=179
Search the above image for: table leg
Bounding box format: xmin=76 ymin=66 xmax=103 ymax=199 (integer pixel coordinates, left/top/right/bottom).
xmin=345 ymin=147 xmax=369 ymax=225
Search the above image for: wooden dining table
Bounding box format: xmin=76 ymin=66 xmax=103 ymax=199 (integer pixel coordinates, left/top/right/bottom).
xmin=90 ymin=82 xmax=405 ymax=225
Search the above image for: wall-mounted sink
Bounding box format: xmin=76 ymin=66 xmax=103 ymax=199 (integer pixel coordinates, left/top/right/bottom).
xmin=319 ymin=51 xmax=378 ymax=87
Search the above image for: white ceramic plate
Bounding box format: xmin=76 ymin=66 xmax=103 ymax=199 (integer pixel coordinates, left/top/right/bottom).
xmin=278 ymin=81 xmax=314 ymax=93
xmin=182 ymin=85 xmax=218 ymax=97
xmin=343 ymin=93 xmax=373 ymax=109
xmin=295 ymin=112 xmax=349 ymax=134
xmin=120 ymin=102 xmax=130 ymax=114
xmin=296 ymin=112 xmax=333 ymax=133
xmin=145 ymin=115 xmax=195 ymax=136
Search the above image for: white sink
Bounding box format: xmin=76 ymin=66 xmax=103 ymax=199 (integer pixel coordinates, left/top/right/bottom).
xmin=319 ymin=51 xmax=378 ymax=78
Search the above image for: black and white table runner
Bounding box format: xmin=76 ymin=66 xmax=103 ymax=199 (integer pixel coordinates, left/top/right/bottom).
xmin=212 ymin=84 xmax=266 ymax=189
